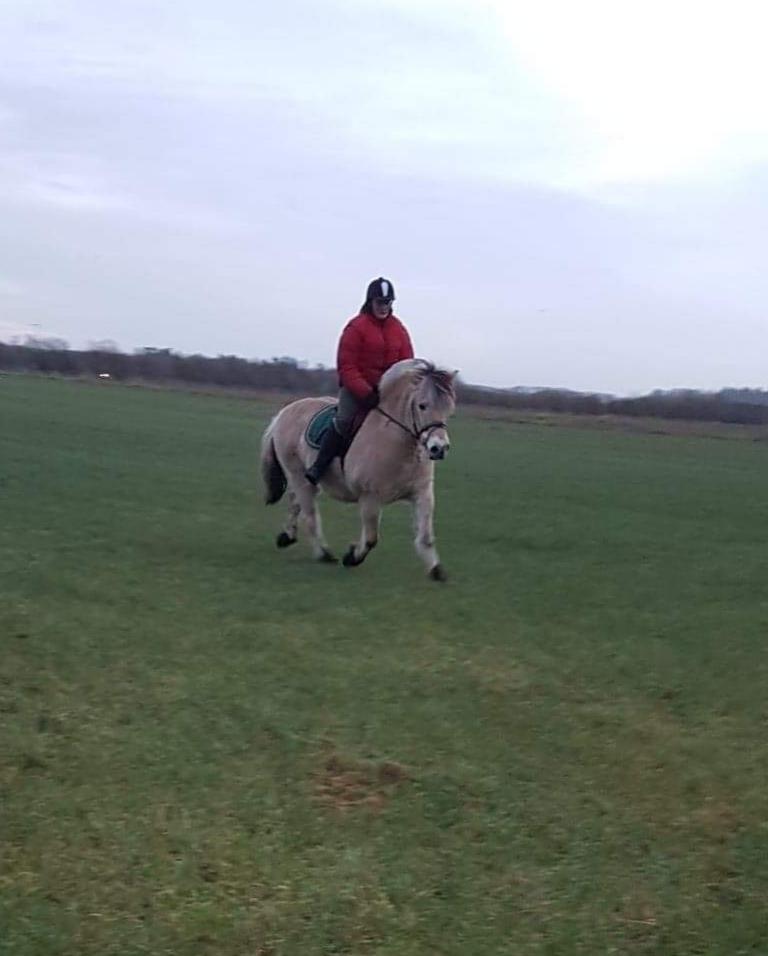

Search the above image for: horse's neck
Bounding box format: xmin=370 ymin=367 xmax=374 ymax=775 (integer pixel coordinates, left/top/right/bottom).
xmin=379 ymin=379 xmax=413 ymax=429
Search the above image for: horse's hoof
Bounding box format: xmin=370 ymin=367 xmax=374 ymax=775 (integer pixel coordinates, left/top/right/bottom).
xmin=276 ymin=532 xmax=297 ymax=549
xmin=429 ymin=564 xmax=447 ymax=582
xmin=318 ymin=549 xmax=338 ymax=564
xmin=342 ymin=546 xmax=360 ymax=567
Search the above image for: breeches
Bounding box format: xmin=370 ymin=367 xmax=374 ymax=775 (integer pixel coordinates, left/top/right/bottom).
xmin=333 ymin=387 xmax=364 ymax=439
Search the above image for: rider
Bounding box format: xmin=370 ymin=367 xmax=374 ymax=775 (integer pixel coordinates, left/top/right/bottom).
xmin=305 ymin=276 xmax=414 ymax=485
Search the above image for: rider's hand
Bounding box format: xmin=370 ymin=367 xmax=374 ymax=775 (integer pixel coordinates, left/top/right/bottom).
xmin=365 ymin=387 xmax=380 ymax=409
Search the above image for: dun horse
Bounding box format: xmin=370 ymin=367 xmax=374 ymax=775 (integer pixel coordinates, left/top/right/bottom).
xmin=260 ymin=359 xmax=457 ymax=580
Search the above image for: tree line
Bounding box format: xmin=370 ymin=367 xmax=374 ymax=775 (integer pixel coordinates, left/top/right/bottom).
xmin=2 ymin=337 xmax=767 ymax=425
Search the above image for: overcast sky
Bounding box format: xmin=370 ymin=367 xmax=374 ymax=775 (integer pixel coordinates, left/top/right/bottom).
xmin=1 ymin=0 xmax=766 ymax=394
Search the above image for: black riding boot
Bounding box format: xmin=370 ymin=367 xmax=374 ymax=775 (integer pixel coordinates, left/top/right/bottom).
xmin=305 ymin=425 xmax=345 ymax=485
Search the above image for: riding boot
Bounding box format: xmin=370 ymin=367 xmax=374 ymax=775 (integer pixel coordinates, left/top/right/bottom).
xmin=305 ymin=425 xmax=345 ymax=485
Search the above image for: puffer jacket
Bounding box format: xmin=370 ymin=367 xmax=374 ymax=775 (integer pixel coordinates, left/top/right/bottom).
xmin=336 ymin=312 xmax=414 ymax=400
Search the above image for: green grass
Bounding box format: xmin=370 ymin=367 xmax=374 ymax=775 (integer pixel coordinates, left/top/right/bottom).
xmin=2 ymin=374 xmax=768 ymax=955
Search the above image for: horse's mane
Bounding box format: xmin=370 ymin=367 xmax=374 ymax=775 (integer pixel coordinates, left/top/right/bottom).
xmin=380 ymin=359 xmax=456 ymax=401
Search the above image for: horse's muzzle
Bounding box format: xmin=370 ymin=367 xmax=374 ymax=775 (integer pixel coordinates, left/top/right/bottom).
xmin=428 ymin=445 xmax=447 ymax=460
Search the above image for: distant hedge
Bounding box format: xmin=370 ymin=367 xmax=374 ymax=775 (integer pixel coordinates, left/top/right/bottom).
xmin=2 ymin=339 xmax=767 ymax=425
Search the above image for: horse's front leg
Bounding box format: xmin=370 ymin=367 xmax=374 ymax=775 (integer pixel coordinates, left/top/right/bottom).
xmin=412 ymin=486 xmax=446 ymax=581
xmin=343 ymin=495 xmax=381 ymax=567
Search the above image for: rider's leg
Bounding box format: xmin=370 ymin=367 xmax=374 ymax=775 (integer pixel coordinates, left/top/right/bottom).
xmin=305 ymin=389 xmax=360 ymax=485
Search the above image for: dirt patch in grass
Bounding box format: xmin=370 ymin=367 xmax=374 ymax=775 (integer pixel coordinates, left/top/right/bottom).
xmin=690 ymin=799 xmax=746 ymax=839
xmin=313 ymin=753 xmax=410 ymax=812
xmin=462 ymin=650 xmax=536 ymax=695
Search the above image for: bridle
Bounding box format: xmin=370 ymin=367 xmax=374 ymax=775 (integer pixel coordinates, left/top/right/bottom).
xmin=374 ymin=402 xmax=447 ymax=446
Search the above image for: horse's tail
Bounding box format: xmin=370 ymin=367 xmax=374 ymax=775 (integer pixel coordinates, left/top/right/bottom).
xmin=260 ymin=418 xmax=287 ymax=505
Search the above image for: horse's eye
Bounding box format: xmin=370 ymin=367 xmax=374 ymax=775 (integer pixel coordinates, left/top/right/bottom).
xmin=418 ymin=403 xmax=427 ymax=411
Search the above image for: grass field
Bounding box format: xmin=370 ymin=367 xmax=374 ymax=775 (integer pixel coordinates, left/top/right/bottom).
xmin=2 ymin=374 xmax=768 ymax=955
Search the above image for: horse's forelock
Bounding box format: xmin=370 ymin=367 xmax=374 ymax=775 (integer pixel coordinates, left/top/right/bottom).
xmin=418 ymin=368 xmax=455 ymax=405
xmin=430 ymin=368 xmax=456 ymax=399
xmin=410 ymin=370 xmax=455 ymax=417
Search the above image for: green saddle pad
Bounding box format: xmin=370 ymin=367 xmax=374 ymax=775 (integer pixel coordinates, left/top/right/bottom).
xmin=305 ymin=404 xmax=337 ymax=449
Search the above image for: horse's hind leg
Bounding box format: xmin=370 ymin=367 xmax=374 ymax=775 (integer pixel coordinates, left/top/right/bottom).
xmin=412 ymin=487 xmax=446 ymax=581
xmin=343 ymin=496 xmax=381 ymax=567
xmin=294 ymin=481 xmax=338 ymax=563
xmin=276 ymin=489 xmax=300 ymax=548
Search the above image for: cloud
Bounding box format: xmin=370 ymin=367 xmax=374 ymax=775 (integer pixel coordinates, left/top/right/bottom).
xmin=0 ymin=0 xmax=764 ymax=393
xmin=489 ymin=0 xmax=768 ymax=186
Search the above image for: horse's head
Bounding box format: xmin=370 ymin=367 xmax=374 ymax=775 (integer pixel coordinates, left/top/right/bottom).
xmin=380 ymin=359 xmax=458 ymax=460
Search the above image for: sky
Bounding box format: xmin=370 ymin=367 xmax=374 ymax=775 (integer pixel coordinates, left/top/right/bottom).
xmin=0 ymin=0 xmax=766 ymax=394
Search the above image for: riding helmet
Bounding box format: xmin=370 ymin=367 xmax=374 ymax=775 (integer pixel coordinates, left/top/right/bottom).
xmin=366 ymin=277 xmax=396 ymax=303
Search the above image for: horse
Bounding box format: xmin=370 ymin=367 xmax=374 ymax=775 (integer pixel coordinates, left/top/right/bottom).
xmin=260 ymin=359 xmax=457 ymax=581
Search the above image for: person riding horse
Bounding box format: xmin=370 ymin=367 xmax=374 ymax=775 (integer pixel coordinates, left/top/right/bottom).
xmin=305 ymin=277 xmax=414 ymax=485
xmin=263 ymin=355 xmax=456 ymax=578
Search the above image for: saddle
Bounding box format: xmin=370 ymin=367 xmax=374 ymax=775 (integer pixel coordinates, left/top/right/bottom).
xmin=305 ymin=404 xmax=336 ymax=449
xmin=304 ymin=404 xmax=368 ymax=451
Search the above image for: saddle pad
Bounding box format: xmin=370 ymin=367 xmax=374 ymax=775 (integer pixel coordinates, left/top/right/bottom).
xmin=305 ymin=404 xmax=337 ymax=449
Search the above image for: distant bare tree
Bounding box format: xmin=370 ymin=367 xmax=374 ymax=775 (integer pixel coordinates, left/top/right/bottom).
xmin=23 ymin=335 xmax=69 ymax=350
xmin=88 ymin=339 xmax=120 ymax=352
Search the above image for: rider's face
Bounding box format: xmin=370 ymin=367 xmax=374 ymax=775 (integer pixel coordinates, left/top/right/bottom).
xmin=371 ymin=297 xmax=393 ymax=320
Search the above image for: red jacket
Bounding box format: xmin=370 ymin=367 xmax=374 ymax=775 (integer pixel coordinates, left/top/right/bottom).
xmin=336 ymin=312 xmax=414 ymax=400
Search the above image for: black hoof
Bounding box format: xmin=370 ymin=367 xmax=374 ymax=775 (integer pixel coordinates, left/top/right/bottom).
xmin=276 ymin=532 xmax=297 ymax=549
xmin=342 ymin=546 xmax=361 ymax=567
xmin=429 ymin=564 xmax=447 ymax=582
xmin=318 ymin=549 xmax=338 ymax=564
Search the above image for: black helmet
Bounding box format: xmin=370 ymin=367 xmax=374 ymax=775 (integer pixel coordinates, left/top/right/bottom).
xmin=365 ymin=277 xmax=396 ymax=303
